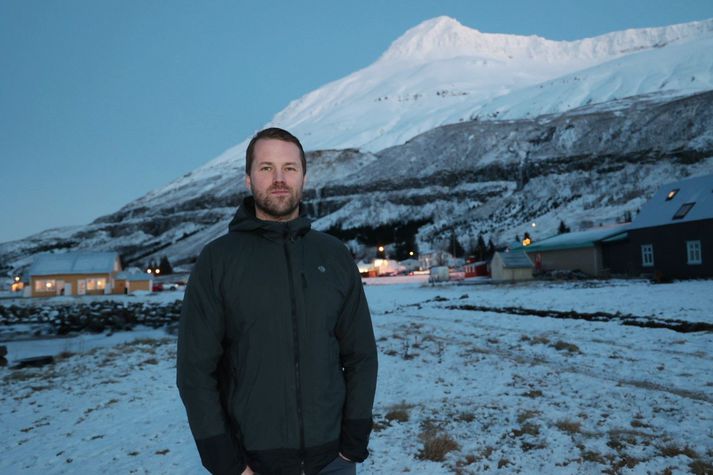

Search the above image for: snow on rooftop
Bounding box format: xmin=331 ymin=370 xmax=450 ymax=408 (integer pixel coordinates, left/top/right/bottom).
xmin=520 ymin=224 xmax=630 ymax=252
xmin=628 ymin=173 xmax=713 ymax=230
xmin=29 ymin=251 xmax=119 ymax=277
xmin=498 ymin=250 xmax=534 ymax=268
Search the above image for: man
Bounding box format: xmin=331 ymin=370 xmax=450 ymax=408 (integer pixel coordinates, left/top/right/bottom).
xmin=177 ymin=127 xmax=378 ymax=475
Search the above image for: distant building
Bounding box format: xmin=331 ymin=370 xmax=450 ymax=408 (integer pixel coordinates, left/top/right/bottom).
xmin=464 ymin=259 xmax=489 ymax=278
xmin=115 ymin=267 xmax=153 ymax=293
xmin=29 ymin=251 xmax=123 ymax=297
xmin=602 ymin=173 xmax=713 ymax=279
xmin=491 ymin=251 xmax=534 ymax=282
xmin=518 ymin=225 xmax=629 ymax=277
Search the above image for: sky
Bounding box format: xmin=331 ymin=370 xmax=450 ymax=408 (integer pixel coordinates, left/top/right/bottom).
xmin=1 ymin=0 xmax=713 ymax=243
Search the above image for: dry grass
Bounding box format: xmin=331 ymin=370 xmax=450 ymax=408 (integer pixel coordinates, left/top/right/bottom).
xmin=55 ymin=351 xmax=75 ymax=361
xmin=551 ymin=340 xmax=581 ymax=353
xmin=418 ymin=428 xmax=460 ymax=462
xmin=523 ymin=389 xmax=543 ymax=398
xmin=630 ymin=419 xmax=650 ymax=429
xmin=690 ymin=459 xmax=713 ymax=475
xmin=512 ymin=422 xmax=540 ymax=437
xmin=385 ymin=402 xmax=413 ymax=423
xmin=517 ymin=410 xmax=540 ymax=424
xmin=457 ymin=412 xmax=475 ymax=423
xmin=659 ymin=444 xmax=699 ymax=459
xmin=529 ymin=335 xmax=550 ymax=345
xmin=555 ymin=419 xmax=582 ymax=434
xmin=581 ymin=450 xmax=606 ymax=464
xmin=4 ymin=369 xmax=38 ymax=383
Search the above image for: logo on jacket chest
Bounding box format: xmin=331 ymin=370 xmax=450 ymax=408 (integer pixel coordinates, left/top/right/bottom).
xmin=317 ymin=265 xmax=326 ymax=273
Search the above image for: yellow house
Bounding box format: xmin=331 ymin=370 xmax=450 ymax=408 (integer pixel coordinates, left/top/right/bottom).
xmin=29 ymin=251 xmax=123 ymax=297
xmin=115 ymin=267 xmax=153 ymax=293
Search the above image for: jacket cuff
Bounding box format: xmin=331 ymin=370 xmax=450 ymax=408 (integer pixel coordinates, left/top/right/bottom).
xmin=339 ymin=418 xmax=373 ymax=462
xmin=195 ymin=433 xmax=246 ymax=475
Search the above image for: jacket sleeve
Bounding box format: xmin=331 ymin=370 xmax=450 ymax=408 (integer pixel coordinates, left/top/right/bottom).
xmin=335 ymin=258 xmax=378 ymax=462
xmin=176 ymin=245 xmax=247 ymax=475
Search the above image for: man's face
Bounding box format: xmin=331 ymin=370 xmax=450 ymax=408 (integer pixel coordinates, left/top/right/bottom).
xmin=245 ymin=138 xmax=306 ymax=222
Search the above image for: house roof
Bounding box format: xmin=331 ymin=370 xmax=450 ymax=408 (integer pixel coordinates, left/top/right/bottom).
xmin=116 ymin=267 xmax=151 ymax=281
xmin=628 ymin=173 xmax=713 ymax=231
xmin=497 ymin=251 xmax=533 ymax=268
xmin=29 ymin=251 xmax=119 ymax=277
xmin=517 ymin=224 xmax=630 ymax=253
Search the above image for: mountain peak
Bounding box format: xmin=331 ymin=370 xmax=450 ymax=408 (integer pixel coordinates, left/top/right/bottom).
xmin=379 ymin=16 xmax=486 ymax=62
xmin=378 ymin=16 xmax=713 ymax=64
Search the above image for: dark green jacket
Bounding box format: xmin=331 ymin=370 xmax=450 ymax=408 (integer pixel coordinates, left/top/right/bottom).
xmin=177 ymin=198 xmax=378 ymax=475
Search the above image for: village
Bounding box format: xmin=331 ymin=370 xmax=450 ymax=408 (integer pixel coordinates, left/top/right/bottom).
xmin=3 ymin=173 xmax=711 ymax=301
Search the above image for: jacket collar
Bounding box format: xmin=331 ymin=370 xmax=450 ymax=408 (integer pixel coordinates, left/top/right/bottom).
xmin=228 ymin=197 xmax=311 ymax=241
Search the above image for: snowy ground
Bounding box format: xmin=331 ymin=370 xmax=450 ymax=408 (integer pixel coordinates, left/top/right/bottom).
xmin=1 ymin=279 xmax=712 ymax=474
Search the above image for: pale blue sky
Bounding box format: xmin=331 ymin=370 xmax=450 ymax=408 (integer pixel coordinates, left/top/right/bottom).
xmin=2 ymin=0 xmax=712 ymax=243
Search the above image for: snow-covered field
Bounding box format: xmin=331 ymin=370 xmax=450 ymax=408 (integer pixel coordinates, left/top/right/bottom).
xmin=1 ymin=279 xmax=712 ymax=474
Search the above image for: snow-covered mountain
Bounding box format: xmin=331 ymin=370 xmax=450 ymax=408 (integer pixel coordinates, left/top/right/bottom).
xmin=133 ymin=16 xmax=713 ymax=209
xmin=2 ymin=17 xmax=712 ymax=275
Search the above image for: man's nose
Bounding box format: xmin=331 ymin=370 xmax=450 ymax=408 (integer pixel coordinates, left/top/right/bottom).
xmin=273 ymin=168 xmax=286 ymax=182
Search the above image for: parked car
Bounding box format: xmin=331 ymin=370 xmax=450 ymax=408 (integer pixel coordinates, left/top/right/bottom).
xmin=152 ymin=283 xmax=164 ymax=292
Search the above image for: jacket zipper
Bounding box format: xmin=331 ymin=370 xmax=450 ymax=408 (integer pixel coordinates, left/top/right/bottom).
xmin=283 ymin=234 xmax=306 ymax=465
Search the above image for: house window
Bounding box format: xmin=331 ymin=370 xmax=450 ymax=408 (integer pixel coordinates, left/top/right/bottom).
xmin=641 ymin=244 xmax=654 ymax=267
xmin=687 ymin=241 xmax=702 ymax=265
xmin=666 ymin=189 xmax=679 ymax=201
xmin=35 ymin=279 xmax=56 ymax=292
xmin=672 ymin=202 xmax=695 ymax=220
xmin=86 ymin=278 xmax=106 ymax=291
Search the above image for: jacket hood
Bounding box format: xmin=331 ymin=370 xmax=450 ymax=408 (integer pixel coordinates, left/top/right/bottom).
xmin=228 ymin=196 xmax=311 ymax=240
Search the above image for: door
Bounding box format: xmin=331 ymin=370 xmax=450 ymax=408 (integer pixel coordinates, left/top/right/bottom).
xmin=77 ymin=279 xmax=86 ymax=295
xmin=63 ymin=282 xmax=72 ymax=296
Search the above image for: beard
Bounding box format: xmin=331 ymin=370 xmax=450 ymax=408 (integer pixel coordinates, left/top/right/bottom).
xmin=251 ymin=182 xmax=302 ymax=221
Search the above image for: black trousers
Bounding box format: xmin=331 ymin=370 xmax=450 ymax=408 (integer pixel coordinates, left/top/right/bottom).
xmin=318 ymin=456 xmax=357 ymax=474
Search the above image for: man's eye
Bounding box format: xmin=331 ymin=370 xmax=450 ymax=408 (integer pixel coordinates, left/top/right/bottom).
xmin=260 ymin=166 xmax=272 ymax=171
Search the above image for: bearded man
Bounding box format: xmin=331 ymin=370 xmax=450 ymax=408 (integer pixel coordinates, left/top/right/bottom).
xmin=177 ymin=127 xmax=378 ymax=475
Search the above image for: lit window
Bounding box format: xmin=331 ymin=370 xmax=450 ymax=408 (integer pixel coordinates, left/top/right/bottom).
xmin=641 ymin=244 xmax=654 ymax=267
xmin=666 ymin=189 xmax=679 ymax=201
xmin=687 ymin=241 xmax=702 ymax=265
xmin=35 ymin=279 xmax=56 ymax=292
xmin=86 ymin=278 xmax=106 ymax=290
xmin=672 ymin=202 xmax=695 ymax=220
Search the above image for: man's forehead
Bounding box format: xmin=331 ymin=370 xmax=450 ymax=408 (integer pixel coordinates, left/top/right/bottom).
xmin=254 ymin=138 xmax=301 ymax=158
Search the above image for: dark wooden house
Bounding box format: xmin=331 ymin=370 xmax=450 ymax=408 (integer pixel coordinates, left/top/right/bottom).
xmin=602 ymin=173 xmax=713 ymax=279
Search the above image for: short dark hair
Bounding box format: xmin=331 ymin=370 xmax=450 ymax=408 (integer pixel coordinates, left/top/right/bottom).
xmin=245 ymin=127 xmax=306 ymax=175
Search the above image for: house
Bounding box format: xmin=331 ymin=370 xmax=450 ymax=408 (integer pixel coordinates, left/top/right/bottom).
xmin=517 ymin=225 xmax=629 ymax=277
xmin=115 ymin=267 xmax=153 ymax=293
xmin=464 ymin=259 xmax=489 ymax=278
xmin=601 ymin=173 xmax=713 ymax=279
xmin=29 ymin=251 xmax=123 ymax=297
xmin=490 ymin=251 xmax=534 ymax=282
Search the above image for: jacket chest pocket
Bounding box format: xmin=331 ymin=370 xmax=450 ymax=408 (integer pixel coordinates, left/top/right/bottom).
xmin=301 ymin=266 xmax=345 ymax=334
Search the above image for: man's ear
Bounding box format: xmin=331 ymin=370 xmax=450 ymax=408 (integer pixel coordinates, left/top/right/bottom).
xmin=245 ymin=174 xmax=252 ymax=191
xmin=302 ymin=172 xmax=307 ymax=189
